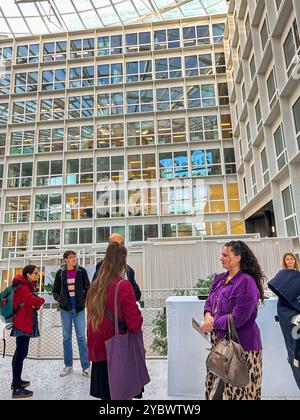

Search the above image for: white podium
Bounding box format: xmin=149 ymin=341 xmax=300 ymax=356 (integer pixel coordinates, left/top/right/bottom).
xmin=167 ymin=296 xmax=299 ymax=398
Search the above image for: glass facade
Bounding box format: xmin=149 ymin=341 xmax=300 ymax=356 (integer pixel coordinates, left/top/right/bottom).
xmin=0 ymin=15 xmax=245 ymax=258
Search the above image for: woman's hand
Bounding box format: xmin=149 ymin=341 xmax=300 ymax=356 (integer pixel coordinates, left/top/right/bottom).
xmin=201 ymin=314 xmax=214 ymax=333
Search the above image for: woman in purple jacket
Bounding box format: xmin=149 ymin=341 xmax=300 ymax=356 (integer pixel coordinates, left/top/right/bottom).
xmin=202 ymin=240 xmax=265 ymax=400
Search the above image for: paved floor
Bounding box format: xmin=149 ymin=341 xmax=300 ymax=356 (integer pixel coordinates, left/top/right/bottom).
xmin=1 ymin=356 xmax=299 ymax=400
xmin=0 ymin=357 xmax=173 ymax=400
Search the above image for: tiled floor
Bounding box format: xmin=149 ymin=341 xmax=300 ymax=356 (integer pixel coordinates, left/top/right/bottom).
xmin=0 ymin=356 xmax=171 ymax=400
xmin=0 ymin=356 xmax=299 ymax=400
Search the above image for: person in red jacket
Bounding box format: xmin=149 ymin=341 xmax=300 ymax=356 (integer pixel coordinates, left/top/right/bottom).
xmin=11 ymin=265 xmax=45 ymax=399
xmin=86 ymin=242 xmax=143 ymax=400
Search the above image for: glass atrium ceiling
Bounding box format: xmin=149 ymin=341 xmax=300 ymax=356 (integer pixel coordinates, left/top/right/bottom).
xmin=0 ymin=0 xmax=229 ymax=38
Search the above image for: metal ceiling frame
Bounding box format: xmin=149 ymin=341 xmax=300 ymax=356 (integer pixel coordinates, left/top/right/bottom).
xmin=0 ymin=0 xmax=228 ymax=38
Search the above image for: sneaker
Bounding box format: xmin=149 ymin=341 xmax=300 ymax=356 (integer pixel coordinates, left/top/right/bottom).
xmin=11 ymin=379 xmax=30 ymax=390
xmin=60 ymin=366 xmax=73 ymax=377
xmin=82 ymin=367 xmax=91 ymax=377
xmin=12 ymin=388 xmax=33 ymax=399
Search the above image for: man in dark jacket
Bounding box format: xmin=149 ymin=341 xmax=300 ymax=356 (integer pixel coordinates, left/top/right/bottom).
xmin=268 ymin=269 xmax=300 ymax=389
xmin=92 ymin=233 xmax=141 ymax=302
xmin=53 ymin=250 xmax=90 ymax=377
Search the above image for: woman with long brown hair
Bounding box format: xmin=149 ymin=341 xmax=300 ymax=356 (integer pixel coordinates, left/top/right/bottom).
xmin=86 ymin=242 xmax=143 ymax=400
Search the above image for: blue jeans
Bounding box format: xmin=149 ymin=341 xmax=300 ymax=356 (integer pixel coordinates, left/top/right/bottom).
xmin=60 ymin=308 xmax=90 ymax=370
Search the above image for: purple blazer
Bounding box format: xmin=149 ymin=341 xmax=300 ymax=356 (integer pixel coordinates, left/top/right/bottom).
xmin=204 ymin=271 xmax=262 ymax=352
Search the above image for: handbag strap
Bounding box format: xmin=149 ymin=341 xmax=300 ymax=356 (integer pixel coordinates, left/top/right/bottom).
xmin=104 ymin=308 xmax=127 ymax=332
xmin=227 ymin=314 xmax=240 ymax=344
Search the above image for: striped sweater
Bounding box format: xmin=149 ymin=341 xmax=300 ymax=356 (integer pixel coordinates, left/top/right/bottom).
xmin=66 ymin=269 xmax=77 ymax=309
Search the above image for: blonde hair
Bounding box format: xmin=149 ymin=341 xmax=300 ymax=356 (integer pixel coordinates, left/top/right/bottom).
xmin=282 ymin=252 xmax=300 ymax=271
xmin=86 ymin=243 xmax=127 ymax=331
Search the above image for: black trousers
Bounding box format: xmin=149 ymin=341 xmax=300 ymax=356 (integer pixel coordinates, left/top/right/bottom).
xmin=12 ymin=336 xmax=30 ymax=390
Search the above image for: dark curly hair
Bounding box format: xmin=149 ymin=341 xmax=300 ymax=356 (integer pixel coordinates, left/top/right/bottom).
xmin=224 ymin=240 xmax=265 ymax=301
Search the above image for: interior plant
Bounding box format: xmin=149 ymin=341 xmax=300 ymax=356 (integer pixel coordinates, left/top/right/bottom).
xmin=151 ymin=308 xmax=167 ymax=356
xmin=151 ymin=273 xmax=216 ymax=355
xmin=195 ymin=273 xmax=217 ymax=300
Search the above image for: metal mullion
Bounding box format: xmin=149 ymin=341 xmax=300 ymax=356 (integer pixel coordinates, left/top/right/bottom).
xmin=0 ymin=6 xmax=14 ymax=38
xmin=15 ymin=1 xmax=34 ymax=36
xmin=40 ymin=0 xmax=67 ymax=32
xmin=173 ymin=0 xmax=185 ymax=18
xmin=108 ymin=0 xmax=124 ymax=26
xmin=199 ymin=0 xmax=208 ymax=15
xmin=69 ymin=0 xmax=87 ymax=30
xmin=90 ymin=0 xmax=105 ymax=27
xmin=129 ymin=0 xmax=143 ymax=21
xmin=148 ymin=0 xmax=163 ymax=21
xmin=34 ymin=1 xmax=53 ymax=35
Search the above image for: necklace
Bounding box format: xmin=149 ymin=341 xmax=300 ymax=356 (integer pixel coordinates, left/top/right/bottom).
xmin=226 ymin=271 xmax=239 ymax=284
xmin=225 ymin=277 xmax=231 ymax=284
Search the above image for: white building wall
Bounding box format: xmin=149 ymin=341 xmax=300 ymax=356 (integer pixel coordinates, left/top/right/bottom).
xmin=225 ymin=0 xmax=300 ymax=251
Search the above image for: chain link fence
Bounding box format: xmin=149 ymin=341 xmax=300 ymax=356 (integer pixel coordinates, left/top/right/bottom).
xmin=1 ymin=289 xmax=202 ymax=359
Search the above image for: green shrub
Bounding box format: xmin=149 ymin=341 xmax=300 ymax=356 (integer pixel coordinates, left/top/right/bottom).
xmin=151 ymin=309 xmax=167 ymax=355
xmin=195 ymin=273 xmax=217 ymax=296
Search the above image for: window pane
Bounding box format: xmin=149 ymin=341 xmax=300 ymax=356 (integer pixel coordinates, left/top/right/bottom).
xmin=79 ymin=228 xmax=92 ymax=244
xmin=129 ymin=225 xmax=143 ymax=242
xmin=33 ymin=230 xmax=46 ymax=246
xmin=96 ymin=227 xmax=110 ymax=243
xmin=64 ymin=229 xmax=77 ymax=244
xmin=282 ymin=187 xmax=293 ymax=217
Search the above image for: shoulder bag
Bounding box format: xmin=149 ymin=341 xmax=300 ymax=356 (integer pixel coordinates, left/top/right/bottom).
xmin=105 ymin=280 xmax=150 ymax=400
xmin=206 ymin=315 xmax=249 ymax=388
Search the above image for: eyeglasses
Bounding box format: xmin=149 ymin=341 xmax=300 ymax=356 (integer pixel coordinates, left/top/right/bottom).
xmin=32 ymin=272 xmax=39 ymax=275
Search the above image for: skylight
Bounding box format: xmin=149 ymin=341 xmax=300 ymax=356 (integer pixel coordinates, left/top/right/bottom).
xmin=0 ymin=0 xmax=228 ymax=38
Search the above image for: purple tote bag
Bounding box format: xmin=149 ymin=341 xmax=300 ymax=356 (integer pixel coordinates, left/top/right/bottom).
xmin=105 ymin=280 xmax=150 ymax=400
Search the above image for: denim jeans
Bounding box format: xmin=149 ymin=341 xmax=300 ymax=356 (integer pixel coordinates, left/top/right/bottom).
xmin=60 ymin=308 xmax=90 ymax=370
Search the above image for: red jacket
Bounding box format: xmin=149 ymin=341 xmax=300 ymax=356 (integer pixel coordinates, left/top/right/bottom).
xmin=87 ymin=277 xmax=143 ymax=362
xmin=12 ymin=275 xmax=45 ymax=335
